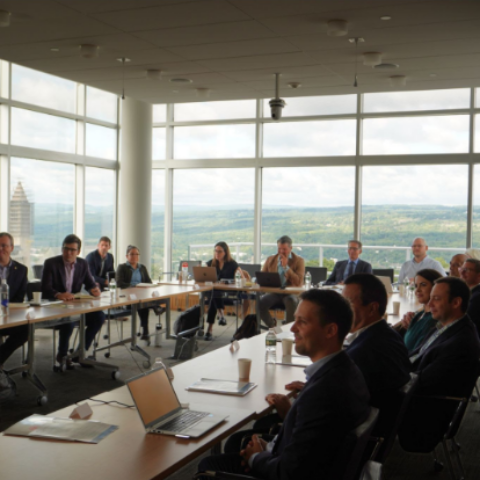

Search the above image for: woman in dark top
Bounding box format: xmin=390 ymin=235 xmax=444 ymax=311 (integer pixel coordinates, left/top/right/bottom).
xmin=116 ymin=245 xmax=154 ymax=340
xmin=400 ymin=268 xmax=442 ymax=353
xmin=205 ymin=241 xmax=242 ymax=341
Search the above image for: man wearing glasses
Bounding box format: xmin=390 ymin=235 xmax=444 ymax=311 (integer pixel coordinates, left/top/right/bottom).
xmin=325 ymin=240 xmax=372 ymax=285
xmin=41 ymin=234 xmax=104 ymax=368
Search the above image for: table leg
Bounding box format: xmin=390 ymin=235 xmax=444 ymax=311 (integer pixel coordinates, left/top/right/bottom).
xmin=255 ymin=291 xmax=262 ymax=334
xmin=24 ymin=323 xmax=48 ymax=404
xmin=129 ymin=304 xmax=152 ymax=368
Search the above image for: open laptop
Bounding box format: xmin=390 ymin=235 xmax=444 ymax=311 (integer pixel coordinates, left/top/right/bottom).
xmin=255 ymin=271 xmax=282 ymax=288
xmin=126 ymin=367 xmax=227 ymax=438
xmin=376 ymin=275 xmax=393 ymax=294
xmin=192 ymin=266 xmax=218 ymax=283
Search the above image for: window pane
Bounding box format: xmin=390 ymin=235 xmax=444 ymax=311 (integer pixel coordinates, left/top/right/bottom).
xmin=472 ymin=165 xmax=480 ymax=247
xmin=151 ymin=169 xmax=165 ymax=277
xmin=262 ymin=167 xmax=355 ymax=270
xmin=475 ymin=114 xmax=480 ymax=153
xmin=153 ymin=128 xmax=166 ymax=160
xmin=84 ymin=167 xmax=115 ymax=254
xmin=362 ymin=165 xmax=468 ymax=275
xmin=173 ymin=168 xmax=255 ymax=270
xmin=11 ymin=107 xmax=76 ymax=153
xmin=363 ymin=115 xmax=469 ymax=155
xmin=86 ymin=123 xmax=117 ymax=160
xmin=86 ymin=86 xmax=117 ymax=123
xmin=263 ymin=95 xmax=356 ymax=117
xmin=10 ymin=157 xmax=74 ymax=270
xmin=12 ymin=63 xmax=76 ymax=113
xmin=153 ymin=105 xmax=167 ymax=123
xmin=264 ymin=120 xmax=356 ymax=157
xmin=175 ymin=100 xmax=256 ymax=121
xmin=363 ymin=88 xmax=470 ymax=113
xmin=174 ymin=125 xmax=255 ymax=159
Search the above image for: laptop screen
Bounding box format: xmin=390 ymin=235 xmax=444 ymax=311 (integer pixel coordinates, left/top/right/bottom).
xmin=128 ymin=368 xmax=181 ymax=426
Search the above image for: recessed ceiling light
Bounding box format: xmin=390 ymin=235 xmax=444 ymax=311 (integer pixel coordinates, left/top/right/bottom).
xmin=50 ymin=48 xmax=60 ymax=52
xmin=169 ymin=78 xmax=192 ymax=84
xmin=288 ymin=82 xmax=301 ymax=89
xmin=116 ymin=57 xmax=131 ymax=63
xmin=374 ymin=63 xmax=399 ymax=70
xmin=380 ymin=15 xmax=392 ymax=21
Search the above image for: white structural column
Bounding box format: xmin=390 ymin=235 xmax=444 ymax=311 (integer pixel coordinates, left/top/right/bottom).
xmin=118 ymin=97 xmax=152 ymax=266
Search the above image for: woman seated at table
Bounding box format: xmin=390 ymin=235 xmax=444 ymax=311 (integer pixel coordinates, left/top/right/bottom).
xmin=205 ymin=241 xmax=248 ymax=341
xmin=116 ymin=245 xmax=154 ymax=340
xmin=399 ymin=268 xmax=442 ymax=353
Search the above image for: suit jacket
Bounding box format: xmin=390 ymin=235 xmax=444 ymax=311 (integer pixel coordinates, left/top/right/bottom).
xmin=325 ymin=258 xmax=372 ymax=285
xmin=261 ymin=252 xmax=305 ymax=287
xmin=116 ymin=263 xmax=152 ymax=289
xmin=6 ymin=260 xmax=28 ymax=303
xmin=252 ymin=352 xmax=370 ymax=480
xmin=41 ymin=255 xmax=96 ymax=300
xmin=467 ymin=284 xmax=480 ymax=337
xmin=85 ymin=250 xmax=115 ymax=289
xmin=345 ymin=319 xmax=411 ymax=437
xmin=399 ymin=316 xmax=480 ymax=451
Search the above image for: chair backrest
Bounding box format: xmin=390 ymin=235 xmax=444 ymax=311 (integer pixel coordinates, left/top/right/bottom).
xmin=177 ymin=260 xmax=201 ymax=275
xmin=238 ymin=263 xmax=261 ymax=279
xmin=372 ymin=269 xmax=394 ymax=283
xmin=305 ymin=266 xmax=327 ymax=284
xmin=107 ymin=271 xmax=116 ymax=281
xmin=360 ymin=461 xmax=383 ymax=480
xmin=327 ymin=407 xmax=379 ymax=480
xmin=32 ymin=264 xmax=44 ymax=280
xmin=26 ymin=281 xmax=42 ymax=300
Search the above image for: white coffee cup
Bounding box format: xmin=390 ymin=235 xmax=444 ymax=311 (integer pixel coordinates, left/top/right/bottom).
xmin=393 ymin=301 xmax=401 ymax=315
xmin=33 ymin=291 xmax=42 ymax=303
xmin=282 ymin=338 xmax=294 ymax=356
xmin=238 ymin=358 xmax=252 ymax=380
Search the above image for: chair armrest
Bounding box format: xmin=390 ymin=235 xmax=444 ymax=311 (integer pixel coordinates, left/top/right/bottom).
xmin=171 ymin=326 xmax=201 ymax=339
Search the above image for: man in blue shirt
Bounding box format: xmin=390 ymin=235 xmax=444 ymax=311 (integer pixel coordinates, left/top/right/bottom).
xmin=325 ymin=240 xmax=372 ymax=285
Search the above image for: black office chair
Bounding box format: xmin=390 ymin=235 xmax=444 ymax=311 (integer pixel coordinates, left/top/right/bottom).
xmin=32 ymin=264 xmax=44 ymax=280
xmin=237 ymin=263 xmax=261 ymax=279
xmin=372 ymin=269 xmax=394 ymax=283
xmin=194 ymin=407 xmax=379 ymax=480
xmin=360 ymin=461 xmax=383 ymax=480
xmin=178 ymin=260 xmax=202 ymax=277
xmin=306 ymin=266 xmax=327 ymax=285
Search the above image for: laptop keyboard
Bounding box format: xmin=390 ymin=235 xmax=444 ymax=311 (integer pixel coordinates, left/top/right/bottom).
xmin=156 ymin=411 xmax=209 ymax=433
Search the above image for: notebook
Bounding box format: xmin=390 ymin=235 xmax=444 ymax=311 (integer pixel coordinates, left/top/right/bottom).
xmin=126 ymin=367 xmax=227 ymax=438
xmin=192 ymin=266 xmax=218 ymax=283
xmin=255 ymin=271 xmax=282 ymax=288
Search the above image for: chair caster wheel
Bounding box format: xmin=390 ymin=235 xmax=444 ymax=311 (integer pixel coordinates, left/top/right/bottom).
xmin=143 ymin=360 xmax=151 ymax=369
xmin=21 ymin=371 xmax=28 ymax=378
xmin=37 ymin=395 xmax=48 ymax=406
xmin=197 ymin=330 xmax=204 ymax=337
xmin=433 ymin=460 xmax=444 ymax=472
xmin=104 ymin=352 xmax=111 ymax=358
xmin=112 ymin=370 xmax=121 ymax=380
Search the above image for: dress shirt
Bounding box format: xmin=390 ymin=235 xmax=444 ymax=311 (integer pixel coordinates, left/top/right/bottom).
xmin=277 ymin=254 xmax=292 ymax=287
xmin=127 ymin=262 xmax=142 ymax=286
xmin=99 ymin=258 xmax=106 ymax=278
xmin=409 ymin=317 xmax=462 ymax=363
xmin=398 ymin=256 xmax=445 ymax=283
xmin=64 ymin=260 xmax=76 ymax=293
xmin=0 ymin=259 xmax=13 ymax=280
xmin=343 ymin=259 xmax=359 ymax=281
xmin=343 ymin=318 xmax=384 ymax=347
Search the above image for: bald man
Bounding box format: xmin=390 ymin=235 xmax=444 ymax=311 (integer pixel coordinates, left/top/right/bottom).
xmin=398 ymin=237 xmax=445 ymax=283
xmin=449 ymin=254 xmax=468 ymax=278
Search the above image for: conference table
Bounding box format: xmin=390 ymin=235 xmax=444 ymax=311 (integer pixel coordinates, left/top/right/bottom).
xmin=0 ymin=329 xmax=305 ymax=480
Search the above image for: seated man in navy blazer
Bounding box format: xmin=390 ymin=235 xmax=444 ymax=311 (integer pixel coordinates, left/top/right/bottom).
xmin=85 ymin=236 xmax=115 ymax=291
xmin=197 ymin=289 xmax=370 ymax=480
xmin=459 ymin=258 xmax=480 ymax=336
xmin=325 ymin=240 xmax=372 ymax=285
xmin=0 ymin=232 xmax=28 ymax=368
xmin=41 ymin=234 xmax=104 ymax=367
xmin=399 ymin=276 xmax=480 ymax=451
xmin=342 ymin=274 xmax=411 ymax=443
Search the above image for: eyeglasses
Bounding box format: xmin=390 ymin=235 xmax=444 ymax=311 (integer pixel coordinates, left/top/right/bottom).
xmin=63 ymin=247 xmax=78 ymax=253
xmin=128 ymin=253 xmax=140 ymax=256
xmin=0 ymin=243 xmax=12 ymax=249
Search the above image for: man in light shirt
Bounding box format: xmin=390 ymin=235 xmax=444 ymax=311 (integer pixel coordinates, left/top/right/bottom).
xmin=197 ymin=289 xmax=370 ymax=480
xmin=449 ymin=253 xmax=468 ymax=278
xmin=398 ymin=237 xmax=445 ymax=283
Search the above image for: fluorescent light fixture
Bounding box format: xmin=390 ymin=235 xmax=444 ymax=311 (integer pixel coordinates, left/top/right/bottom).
xmin=327 ymin=19 xmax=348 ymax=36
xmin=363 ymin=52 xmax=382 ymax=66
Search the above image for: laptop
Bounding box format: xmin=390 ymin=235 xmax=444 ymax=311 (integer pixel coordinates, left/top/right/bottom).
xmin=255 ymin=271 xmax=282 ymax=288
xmin=376 ymin=275 xmax=393 ymax=294
xmin=126 ymin=367 xmax=227 ymax=438
xmin=192 ymin=266 xmax=218 ymax=283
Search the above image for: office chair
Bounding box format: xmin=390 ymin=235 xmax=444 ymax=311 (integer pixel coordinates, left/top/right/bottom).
xmin=360 ymin=461 xmax=383 ymax=480
xmin=237 ymin=263 xmax=261 ymax=279
xmin=177 ymin=260 xmax=202 ymax=277
xmin=372 ymin=269 xmax=394 ymax=283
xmin=305 ymin=266 xmax=327 ymax=285
xmin=32 ymin=264 xmax=44 ymax=280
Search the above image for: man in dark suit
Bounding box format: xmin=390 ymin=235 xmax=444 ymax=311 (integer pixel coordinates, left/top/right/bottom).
xmin=325 ymin=240 xmax=372 ymax=285
xmin=0 ymin=232 xmax=28 ymax=367
xmin=85 ymin=236 xmax=115 ymax=291
xmin=459 ymin=258 xmax=480 ymax=335
xmin=197 ymin=289 xmax=370 ymax=479
xmin=399 ymin=277 xmax=480 ymax=451
xmin=42 ymin=234 xmax=104 ymax=367
xmin=342 ymin=273 xmax=411 ymax=441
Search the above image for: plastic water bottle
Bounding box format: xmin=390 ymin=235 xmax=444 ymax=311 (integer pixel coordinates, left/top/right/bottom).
xmin=109 ymin=278 xmax=117 ymax=299
xmin=0 ymin=279 xmax=8 ymax=317
xmin=305 ymin=271 xmax=312 ymax=289
xmin=235 ymin=270 xmax=242 ymax=288
xmin=154 ymin=323 xmax=162 ymax=347
xmin=182 ymin=262 xmax=189 ymax=283
xmin=152 ymin=357 xmax=174 ymax=380
xmin=265 ymin=328 xmax=277 ymax=364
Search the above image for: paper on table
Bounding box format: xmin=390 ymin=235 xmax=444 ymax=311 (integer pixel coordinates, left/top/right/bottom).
xmin=8 ymin=303 xmax=29 ymax=309
xmin=135 ymin=283 xmax=160 ymax=288
xmin=186 ymin=378 xmax=257 ymax=396
xmin=276 ymin=355 xmax=312 ymax=367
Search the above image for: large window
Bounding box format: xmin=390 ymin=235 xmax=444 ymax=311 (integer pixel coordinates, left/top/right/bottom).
xmin=86 ymin=123 xmax=117 ymax=160
xmin=10 ymin=158 xmax=75 ymax=270
xmin=152 ymin=128 xmax=166 ymax=160
xmin=151 ymin=170 xmax=165 ymax=277
xmin=175 ymin=100 xmax=255 ymax=121
xmin=84 ymin=167 xmax=116 ymax=254
xmin=263 ymin=95 xmax=356 ymax=117
xmin=262 ymin=167 xmax=355 ymax=269
xmin=173 ymin=168 xmax=255 ymax=270
xmin=361 ymin=165 xmax=468 ymax=273
xmin=86 ymin=86 xmax=117 ymax=123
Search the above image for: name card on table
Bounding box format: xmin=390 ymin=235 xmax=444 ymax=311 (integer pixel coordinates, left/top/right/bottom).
xmin=26 ymin=308 xmax=36 ymax=320
xmin=151 ymin=291 xmax=160 ymax=298
xmin=229 ymin=340 xmax=240 ymax=352
xmin=70 ymin=402 xmax=93 ymax=419
xmin=274 ymin=326 xmax=283 ymax=335
xmin=130 ymin=294 xmax=137 ymax=301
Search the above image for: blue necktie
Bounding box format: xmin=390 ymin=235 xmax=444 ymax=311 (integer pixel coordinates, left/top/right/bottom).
xmin=345 ymin=261 xmax=354 ymax=279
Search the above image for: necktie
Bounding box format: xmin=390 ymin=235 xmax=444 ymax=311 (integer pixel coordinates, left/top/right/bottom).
xmin=346 ymin=261 xmax=354 ymax=278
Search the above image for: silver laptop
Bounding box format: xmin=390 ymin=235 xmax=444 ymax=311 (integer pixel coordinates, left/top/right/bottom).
xmin=193 ymin=266 xmax=218 ymax=283
xmin=126 ymin=367 xmax=227 ymax=438
xmin=376 ymin=275 xmax=393 ymax=294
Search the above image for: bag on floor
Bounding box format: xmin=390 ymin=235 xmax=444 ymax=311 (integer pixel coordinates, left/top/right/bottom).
xmin=173 ymin=305 xmax=201 ymax=338
xmin=0 ymin=369 xmax=16 ymax=404
xmin=233 ymin=314 xmax=258 ymax=341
